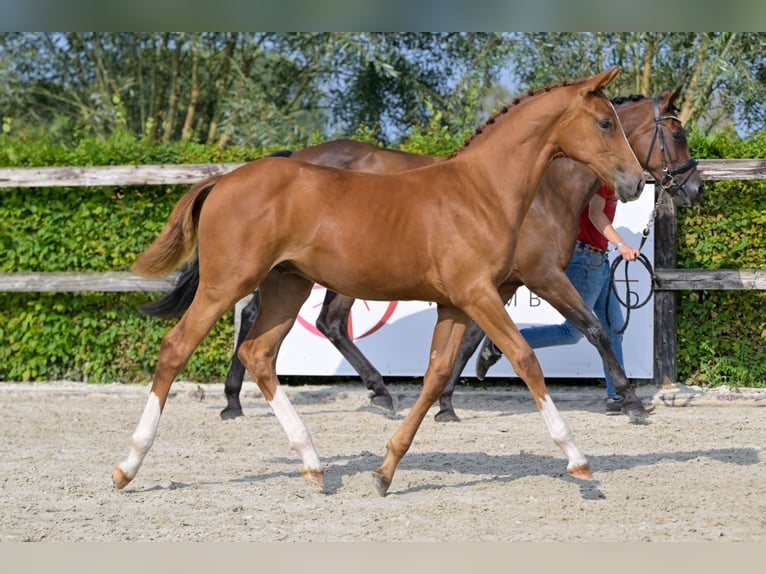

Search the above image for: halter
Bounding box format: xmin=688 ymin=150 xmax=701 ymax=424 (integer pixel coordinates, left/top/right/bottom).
xmin=640 ymin=97 xmax=698 ymax=194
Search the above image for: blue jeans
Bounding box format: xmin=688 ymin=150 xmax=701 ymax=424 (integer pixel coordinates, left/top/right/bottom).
xmin=520 ymin=247 xmax=625 ymax=399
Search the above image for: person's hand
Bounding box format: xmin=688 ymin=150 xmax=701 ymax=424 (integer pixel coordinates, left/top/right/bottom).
xmin=617 ymin=242 xmax=640 ymax=261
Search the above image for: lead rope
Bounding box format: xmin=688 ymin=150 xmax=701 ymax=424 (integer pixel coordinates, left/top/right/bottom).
xmin=605 ymin=187 xmax=665 ymax=335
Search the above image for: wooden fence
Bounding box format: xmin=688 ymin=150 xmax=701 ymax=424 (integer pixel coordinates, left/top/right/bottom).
xmin=1 ymin=159 xmax=764 ymax=386
xmin=652 ymin=159 xmax=765 ymax=387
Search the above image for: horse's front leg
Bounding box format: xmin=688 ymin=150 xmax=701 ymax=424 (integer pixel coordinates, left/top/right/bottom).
xmin=465 ymin=291 xmax=591 ymax=481
xmin=315 ymin=290 xmax=394 ymax=414
xmin=531 ymin=274 xmax=651 ymax=423
xmin=372 ymin=305 xmax=469 ymax=496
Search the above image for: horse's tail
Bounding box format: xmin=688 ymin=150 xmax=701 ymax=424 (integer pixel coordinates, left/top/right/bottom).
xmin=137 ymin=149 xmax=295 ymax=311
xmin=132 ymin=175 xmax=220 ymax=278
xmin=138 ymin=259 xmax=200 ymax=318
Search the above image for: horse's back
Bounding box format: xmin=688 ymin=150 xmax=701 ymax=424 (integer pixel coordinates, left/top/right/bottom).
xmin=294 ymin=138 xmax=439 ymax=174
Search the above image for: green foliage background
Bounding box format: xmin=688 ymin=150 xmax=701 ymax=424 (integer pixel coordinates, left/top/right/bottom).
xmin=0 ymin=133 xmax=270 ymax=383
xmin=676 ymin=130 xmax=766 ymax=387
xmin=1 ymin=127 xmax=764 ymax=386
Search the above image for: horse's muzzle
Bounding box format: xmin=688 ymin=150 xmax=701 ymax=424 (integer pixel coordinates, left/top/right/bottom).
xmin=615 ymin=176 xmax=646 ymax=203
xmin=671 ymin=181 xmax=704 ymax=208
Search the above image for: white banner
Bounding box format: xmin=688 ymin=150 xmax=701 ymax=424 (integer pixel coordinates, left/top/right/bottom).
xmin=253 ymin=185 xmax=656 ymax=379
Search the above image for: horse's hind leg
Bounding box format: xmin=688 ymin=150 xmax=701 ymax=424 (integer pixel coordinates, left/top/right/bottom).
xmin=316 ymin=290 xmax=394 ymax=414
xmin=221 ymin=291 xmax=261 ymax=420
xmin=372 ymin=305 xmax=469 ymax=496
xmin=113 ymin=290 xmax=237 ymax=489
xmin=237 ymin=273 xmax=324 ymax=488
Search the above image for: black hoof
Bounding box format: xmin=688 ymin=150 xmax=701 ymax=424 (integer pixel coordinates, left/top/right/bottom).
xmin=626 ymin=405 xmax=654 ymax=425
xmin=370 ymin=393 xmax=395 ymax=414
xmin=220 ymin=407 xmax=244 ymax=420
xmin=434 ymin=409 xmax=461 ymax=423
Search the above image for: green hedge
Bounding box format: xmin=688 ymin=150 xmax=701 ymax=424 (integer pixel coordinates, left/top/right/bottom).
xmin=676 ymin=130 xmax=766 ymax=387
xmin=1 ymin=127 xmax=764 ymax=386
xmin=0 ymin=133 xmax=270 ymax=382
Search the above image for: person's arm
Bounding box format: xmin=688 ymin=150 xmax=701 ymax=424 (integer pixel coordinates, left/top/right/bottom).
xmin=587 ymin=194 xmax=640 ymax=261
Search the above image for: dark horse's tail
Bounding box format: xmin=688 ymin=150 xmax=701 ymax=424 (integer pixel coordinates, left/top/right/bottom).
xmin=138 ymin=259 xmax=201 ymax=319
xmin=138 ymin=150 xmax=294 ymax=319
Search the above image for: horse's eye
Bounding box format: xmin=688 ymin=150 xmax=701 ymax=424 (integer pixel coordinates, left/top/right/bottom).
xmin=598 ymin=119 xmax=613 ymax=130
xmin=672 ymin=129 xmax=686 ymax=142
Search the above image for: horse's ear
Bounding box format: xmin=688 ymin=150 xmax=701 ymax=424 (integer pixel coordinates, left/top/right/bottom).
xmin=668 ymin=85 xmax=683 ymax=109
xmin=581 ymin=66 xmax=621 ymax=96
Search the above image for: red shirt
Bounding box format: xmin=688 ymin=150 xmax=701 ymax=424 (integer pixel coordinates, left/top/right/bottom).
xmin=577 ymin=184 xmax=616 ymax=251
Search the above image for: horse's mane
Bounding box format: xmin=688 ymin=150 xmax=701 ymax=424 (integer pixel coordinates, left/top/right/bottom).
xmin=448 ymin=78 xmax=590 ymax=160
xmin=611 ymin=94 xmax=647 ymax=106
xmin=612 ymin=92 xmax=681 ymax=116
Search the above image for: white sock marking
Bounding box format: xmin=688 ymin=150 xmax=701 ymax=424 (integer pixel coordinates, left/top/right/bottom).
xmin=268 ymin=386 xmax=321 ymax=472
xmin=117 ymin=391 xmax=162 ymax=481
xmin=539 ymin=394 xmax=588 ymax=470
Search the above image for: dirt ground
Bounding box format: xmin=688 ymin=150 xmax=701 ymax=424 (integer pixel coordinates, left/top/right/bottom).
xmin=1 ymin=380 xmax=764 ymax=542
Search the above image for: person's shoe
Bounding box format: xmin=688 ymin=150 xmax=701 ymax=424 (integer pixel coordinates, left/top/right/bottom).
xmin=475 ymin=337 xmax=502 ymax=380
xmin=605 ymin=396 xmax=625 ymax=415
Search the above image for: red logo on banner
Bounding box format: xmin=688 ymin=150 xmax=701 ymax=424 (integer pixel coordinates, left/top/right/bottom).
xmin=296 ymin=284 xmax=398 ymax=340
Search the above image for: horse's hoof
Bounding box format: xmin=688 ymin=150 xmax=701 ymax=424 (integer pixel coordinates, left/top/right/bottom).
xmin=370 ymin=393 xmax=395 ymax=415
xmin=112 ymin=466 xmax=131 ymax=490
xmin=626 ymin=404 xmax=655 ymax=425
xmin=567 ymin=463 xmax=593 ymax=481
xmin=301 ymin=467 xmax=325 ymax=488
xmin=372 ymin=470 xmax=391 ymax=497
xmin=220 ymin=407 xmax=244 ymax=420
xmin=627 ymin=413 xmax=651 ymax=425
xmin=434 ymin=409 xmax=461 ymax=423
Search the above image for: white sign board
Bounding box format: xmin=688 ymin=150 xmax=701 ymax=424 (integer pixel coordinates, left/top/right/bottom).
xmin=255 ymin=185 xmax=656 ymax=379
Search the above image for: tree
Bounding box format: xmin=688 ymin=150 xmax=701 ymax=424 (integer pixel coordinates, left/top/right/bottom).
xmin=506 ymin=32 xmax=766 ymax=134
xmin=0 ymin=33 xmax=762 ymax=147
xmin=0 ymin=32 xmax=512 ymax=147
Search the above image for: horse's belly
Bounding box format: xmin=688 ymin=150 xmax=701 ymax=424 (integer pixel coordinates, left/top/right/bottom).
xmin=289 ymin=250 xmax=440 ymax=303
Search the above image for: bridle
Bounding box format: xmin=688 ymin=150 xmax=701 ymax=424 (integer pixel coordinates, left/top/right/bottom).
xmin=605 ymin=96 xmax=699 ymax=335
xmin=640 ymin=97 xmax=698 ymax=194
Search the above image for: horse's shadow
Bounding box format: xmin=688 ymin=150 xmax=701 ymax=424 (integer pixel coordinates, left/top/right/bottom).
xmin=229 ymin=445 xmax=762 ymax=499
xmin=135 ymin=396 xmax=758 ymax=499
xmin=123 ymin=445 xmax=760 ymax=499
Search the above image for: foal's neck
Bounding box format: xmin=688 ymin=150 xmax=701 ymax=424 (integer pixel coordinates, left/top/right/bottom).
xmin=456 ymin=89 xmax=573 ymax=217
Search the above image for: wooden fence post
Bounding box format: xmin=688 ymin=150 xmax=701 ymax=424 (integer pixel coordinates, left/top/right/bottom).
xmin=653 ymin=188 xmax=677 ymax=387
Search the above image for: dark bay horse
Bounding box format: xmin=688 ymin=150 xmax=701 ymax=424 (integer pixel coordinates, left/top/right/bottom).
xmin=143 ymin=87 xmax=703 ymax=423
xmin=116 ymin=67 xmax=646 ymax=495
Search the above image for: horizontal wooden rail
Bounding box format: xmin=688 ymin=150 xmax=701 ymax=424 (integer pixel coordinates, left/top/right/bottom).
xmin=696 ymin=158 xmax=766 ymax=181
xmin=0 ymin=163 xmax=242 ymax=188
xmin=653 ymin=269 xmax=766 ymax=290
xmin=3 ymin=269 xmax=763 ymax=293
xmin=0 ymin=272 xmax=177 ymax=292
xmin=0 ymin=159 xmax=763 ymax=189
